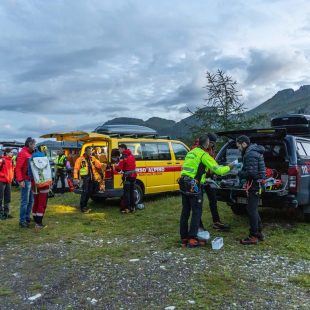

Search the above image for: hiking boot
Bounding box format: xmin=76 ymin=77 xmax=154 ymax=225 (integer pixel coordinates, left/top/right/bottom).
xmin=35 ymin=224 xmax=47 ymax=232
xmin=2 ymin=214 xmax=13 ymax=220
xmin=19 ymin=222 xmax=29 ymax=228
xmin=187 ymin=238 xmax=200 ymax=248
xmin=213 ymin=222 xmax=230 ymax=232
xmin=256 ymin=232 xmax=265 ymax=241
xmin=121 ymin=209 xmax=130 ymax=214
xmin=180 ymin=238 xmax=188 ymax=248
xmin=240 ymin=236 xmax=259 ymax=245
xmin=81 ymin=208 xmax=91 ymax=213
xmin=198 ymin=239 xmax=207 ymax=247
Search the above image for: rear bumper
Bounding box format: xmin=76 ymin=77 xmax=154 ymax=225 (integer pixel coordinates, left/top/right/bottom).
xmin=216 ymin=188 xmax=298 ymax=208
xmin=74 ymin=188 xmax=123 ymax=198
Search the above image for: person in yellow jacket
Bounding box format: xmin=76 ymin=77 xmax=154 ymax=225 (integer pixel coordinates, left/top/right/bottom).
xmin=74 ymin=146 xmax=105 ymax=213
xmin=179 ymin=135 xmax=235 ymax=248
xmin=53 ymin=148 xmax=67 ymax=194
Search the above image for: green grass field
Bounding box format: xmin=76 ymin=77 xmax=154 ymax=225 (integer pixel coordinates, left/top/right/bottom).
xmin=0 ymin=189 xmax=309 ymax=309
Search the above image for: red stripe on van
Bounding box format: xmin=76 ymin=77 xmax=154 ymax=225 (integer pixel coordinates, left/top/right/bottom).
xmin=113 ymin=166 xmax=182 ymax=175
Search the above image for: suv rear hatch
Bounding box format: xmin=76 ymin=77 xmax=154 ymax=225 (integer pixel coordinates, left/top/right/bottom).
xmin=215 ymin=128 xmax=293 ymax=208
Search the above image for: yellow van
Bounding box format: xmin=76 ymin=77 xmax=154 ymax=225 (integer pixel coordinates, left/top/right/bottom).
xmin=41 ymin=125 xmax=189 ymax=203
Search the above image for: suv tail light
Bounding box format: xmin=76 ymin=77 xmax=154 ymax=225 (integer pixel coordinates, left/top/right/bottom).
xmin=288 ymin=166 xmax=300 ymax=193
xmin=105 ymin=166 xmax=113 ymax=180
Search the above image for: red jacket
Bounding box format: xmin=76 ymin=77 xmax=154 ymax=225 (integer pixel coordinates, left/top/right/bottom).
xmin=15 ymin=147 xmax=32 ymax=182
xmin=115 ymin=149 xmax=137 ymax=178
xmin=0 ymin=156 xmax=14 ymax=183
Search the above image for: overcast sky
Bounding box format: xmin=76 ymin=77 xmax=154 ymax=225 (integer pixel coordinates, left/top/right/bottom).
xmin=1 ymin=0 xmax=310 ymax=140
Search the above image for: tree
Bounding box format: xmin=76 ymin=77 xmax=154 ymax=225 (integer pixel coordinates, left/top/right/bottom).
xmin=190 ymin=69 xmax=268 ymax=137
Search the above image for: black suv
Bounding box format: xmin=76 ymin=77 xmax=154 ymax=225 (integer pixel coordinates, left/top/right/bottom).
xmin=214 ymin=114 xmax=310 ymax=222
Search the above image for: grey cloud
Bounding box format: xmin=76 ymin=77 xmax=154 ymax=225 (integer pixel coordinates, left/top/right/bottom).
xmin=0 ymin=92 xmax=128 ymax=115
xmin=0 ymin=93 xmax=56 ymax=112
xmin=151 ymin=82 xmax=205 ymax=109
xmin=245 ymin=49 xmax=290 ymax=84
xmin=14 ymin=46 xmax=116 ymax=82
xmin=213 ymin=55 xmax=247 ymax=71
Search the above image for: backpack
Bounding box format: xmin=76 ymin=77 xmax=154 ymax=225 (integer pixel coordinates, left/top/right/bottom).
xmin=29 ymin=157 xmax=52 ymax=188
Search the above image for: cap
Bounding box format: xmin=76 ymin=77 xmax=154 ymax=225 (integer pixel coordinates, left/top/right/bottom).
xmin=207 ymin=133 xmax=217 ymax=143
xmin=38 ymin=145 xmax=48 ymax=153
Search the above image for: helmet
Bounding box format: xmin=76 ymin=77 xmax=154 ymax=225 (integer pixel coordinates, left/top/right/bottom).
xmin=38 ymin=145 xmax=48 ymax=153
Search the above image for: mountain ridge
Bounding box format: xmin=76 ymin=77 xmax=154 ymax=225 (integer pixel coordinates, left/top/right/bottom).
xmin=101 ymin=85 xmax=310 ymax=138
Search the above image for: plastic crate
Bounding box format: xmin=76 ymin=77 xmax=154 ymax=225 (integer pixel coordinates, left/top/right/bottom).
xmin=211 ymin=237 xmax=223 ymax=250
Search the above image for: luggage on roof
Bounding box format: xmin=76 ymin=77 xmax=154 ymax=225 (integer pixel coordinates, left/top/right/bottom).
xmin=94 ymin=124 xmax=158 ymax=137
xmin=271 ymin=114 xmax=310 ymax=136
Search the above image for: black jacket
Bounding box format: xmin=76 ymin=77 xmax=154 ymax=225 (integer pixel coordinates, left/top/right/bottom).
xmin=238 ymin=144 xmax=266 ymax=181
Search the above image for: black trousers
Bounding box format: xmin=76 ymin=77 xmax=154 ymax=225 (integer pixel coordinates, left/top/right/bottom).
xmin=123 ymin=177 xmax=136 ymax=210
xmin=54 ymin=169 xmax=66 ymax=193
xmin=180 ymin=191 xmax=203 ymax=239
xmin=0 ymin=182 xmax=11 ymax=214
xmin=80 ymin=176 xmax=95 ymax=210
xmin=247 ymin=190 xmax=262 ymax=236
xmin=205 ymin=185 xmax=220 ymax=223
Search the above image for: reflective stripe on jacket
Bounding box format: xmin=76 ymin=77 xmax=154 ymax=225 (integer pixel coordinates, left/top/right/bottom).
xmin=55 ymin=155 xmax=66 ymax=169
xmin=74 ymin=155 xmax=103 ymax=179
xmin=181 ymin=147 xmax=230 ymax=183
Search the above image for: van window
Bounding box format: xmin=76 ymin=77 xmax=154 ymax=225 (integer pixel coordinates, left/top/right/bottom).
xmin=124 ymin=142 xmax=143 ymax=160
xmin=142 ymin=142 xmax=171 ymax=160
xmin=296 ymin=142 xmax=307 ymax=157
xmin=157 ymin=143 xmax=171 ymax=160
xmin=172 ymin=143 xmax=188 ymax=160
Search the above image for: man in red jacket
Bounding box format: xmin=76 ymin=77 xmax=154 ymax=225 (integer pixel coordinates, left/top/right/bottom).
xmin=16 ymin=137 xmax=36 ymax=228
xmin=0 ymin=148 xmax=14 ymax=219
xmin=115 ymin=144 xmax=137 ymax=213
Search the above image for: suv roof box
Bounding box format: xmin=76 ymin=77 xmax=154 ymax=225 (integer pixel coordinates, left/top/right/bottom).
xmin=271 ymin=114 xmax=310 ymax=136
xmin=94 ymin=124 xmax=158 ymax=137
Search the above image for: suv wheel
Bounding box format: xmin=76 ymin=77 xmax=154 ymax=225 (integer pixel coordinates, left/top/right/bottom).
xmin=231 ymin=204 xmax=247 ymax=215
xmin=134 ymin=184 xmax=144 ymax=205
